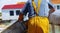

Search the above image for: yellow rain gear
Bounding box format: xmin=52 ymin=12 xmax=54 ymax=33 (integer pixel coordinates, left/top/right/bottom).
xmin=27 ymin=0 xmax=49 ymax=33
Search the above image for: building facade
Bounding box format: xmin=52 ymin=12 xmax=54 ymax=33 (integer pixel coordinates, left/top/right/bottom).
xmin=2 ymin=4 xmax=25 ymax=20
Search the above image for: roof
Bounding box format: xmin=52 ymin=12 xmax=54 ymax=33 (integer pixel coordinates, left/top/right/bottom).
xmin=51 ymin=0 xmax=60 ymax=4
xmin=17 ymin=2 xmax=26 ymax=4
xmin=2 ymin=3 xmax=25 ymax=9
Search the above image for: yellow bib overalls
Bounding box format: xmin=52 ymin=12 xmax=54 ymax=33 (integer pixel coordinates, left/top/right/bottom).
xmin=27 ymin=0 xmax=49 ymax=33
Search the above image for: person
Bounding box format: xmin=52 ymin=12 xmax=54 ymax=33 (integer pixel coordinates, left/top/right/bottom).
xmin=27 ymin=0 xmax=55 ymax=33
xmin=27 ymin=0 xmax=49 ymax=33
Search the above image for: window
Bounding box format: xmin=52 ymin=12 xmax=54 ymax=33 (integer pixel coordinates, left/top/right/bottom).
xmin=57 ymin=5 xmax=60 ymax=9
xmin=10 ymin=11 xmax=14 ymax=16
xmin=16 ymin=10 xmax=20 ymax=15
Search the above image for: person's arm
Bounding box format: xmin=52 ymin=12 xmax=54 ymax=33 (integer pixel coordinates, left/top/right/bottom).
xmin=18 ymin=13 xmax=24 ymax=22
xmin=48 ymin=3 xmax=55 ymax=18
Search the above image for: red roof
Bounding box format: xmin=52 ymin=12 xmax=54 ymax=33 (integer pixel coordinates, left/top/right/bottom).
xmin=2 ymin=4 xmax=25 ymax=9
xmin=51 ymin=0 xmax=60 ymax=4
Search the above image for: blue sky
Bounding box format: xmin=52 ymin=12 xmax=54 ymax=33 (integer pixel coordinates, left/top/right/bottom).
xmin=0 ymin=0 xmax=28 ymax=12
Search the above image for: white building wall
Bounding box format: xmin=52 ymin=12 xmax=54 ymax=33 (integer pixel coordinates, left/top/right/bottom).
xmin=2 ymin=9 xmax=22 ymax=20
xmin=51 ymin=4 xmax=60 ymax=15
